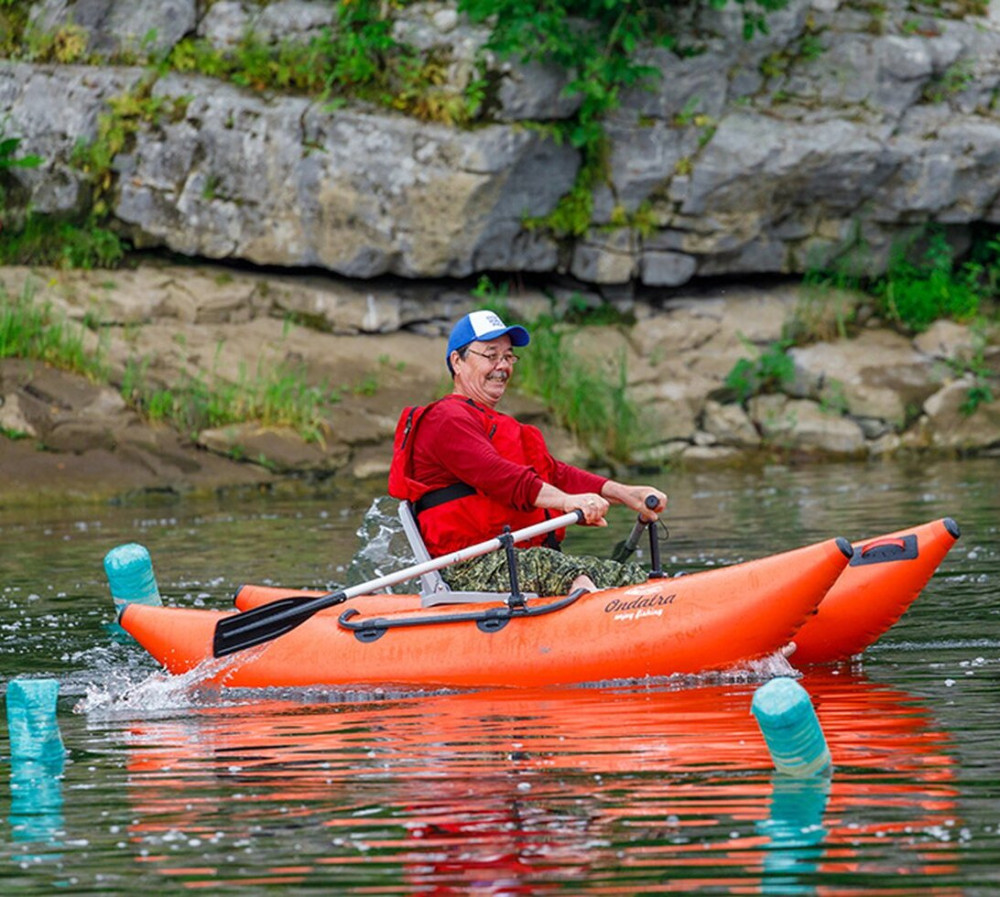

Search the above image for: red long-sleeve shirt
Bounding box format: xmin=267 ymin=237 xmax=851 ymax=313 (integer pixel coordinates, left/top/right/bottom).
xmin=410 ymin=398 xmax=608 ymax=511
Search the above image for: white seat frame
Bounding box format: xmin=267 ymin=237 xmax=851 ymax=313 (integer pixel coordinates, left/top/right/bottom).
xmin=398 ymin=500 xmax=537 ymax=607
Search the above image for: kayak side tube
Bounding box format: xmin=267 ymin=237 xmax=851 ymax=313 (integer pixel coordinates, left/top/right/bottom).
xmin=792 ymin=517 xmax=960 ymax=664
xmin=117 ymin=536 xmax=853 ymax=689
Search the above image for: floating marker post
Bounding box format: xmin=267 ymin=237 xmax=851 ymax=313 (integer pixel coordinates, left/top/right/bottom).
xmin=751 ymin=677 xmax=831 ymax=777
xmin=6 ymin=678 xmax=66 ymax=844
xmin=753 ymin=684 xmax=831 ymax=891
xmin=104 ymin=542 xmax=162 ymax=615
xmin=6 ymin=678 xmax=65 ymax=762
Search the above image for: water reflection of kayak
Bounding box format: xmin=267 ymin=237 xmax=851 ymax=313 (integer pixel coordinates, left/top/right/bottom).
xmin=116 ymin=672 xmax=960 ymax=893
xmin=121 ymin=671 xmax=957 ymax=776
xmin=112 ymin=518 xmax=958 ymax=689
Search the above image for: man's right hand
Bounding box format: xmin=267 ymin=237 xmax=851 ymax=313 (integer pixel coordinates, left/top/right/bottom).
xmin=566 ymin=492 xmax=610 ymax=526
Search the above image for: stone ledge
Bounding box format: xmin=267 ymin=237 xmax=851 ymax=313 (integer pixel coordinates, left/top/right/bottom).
xmin=2 ymin=262 xmax=998 ymax=505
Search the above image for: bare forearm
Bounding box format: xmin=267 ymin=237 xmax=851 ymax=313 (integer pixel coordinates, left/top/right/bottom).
xmin=534 ymin=483 xmax=608 ymax=526
xmin=601 ymin=480 xmax=668 ymax=519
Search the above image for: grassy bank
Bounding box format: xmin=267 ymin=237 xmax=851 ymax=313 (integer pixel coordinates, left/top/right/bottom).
xmin=0 ymin=280 xmax=341 ymax=445
xmin=1 ymin=272 xmax=649 ymax=467
xmin=723 ymin=225 xmax=999 ymax=415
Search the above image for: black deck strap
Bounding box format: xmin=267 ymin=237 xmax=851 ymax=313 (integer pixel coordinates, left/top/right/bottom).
xmin=337 ymin=587 xmax=588 ymax=642
xmin=413 ymin=482 xmax=477 ymax=515
xmin=398 ymin=406 xmax=418 ymax=450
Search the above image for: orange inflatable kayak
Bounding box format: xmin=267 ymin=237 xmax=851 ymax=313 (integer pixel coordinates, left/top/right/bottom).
xmin=226 ymin=516 xmax=960 ymax=670
xmin=118 ymin=536 xmax=853 ymax=688
xmin=112 ymin=517 xmax=958 ymax=688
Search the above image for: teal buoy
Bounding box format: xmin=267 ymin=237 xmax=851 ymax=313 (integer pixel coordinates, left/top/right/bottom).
xmin=6 ymin=679 xmax=66 ymax=844
xmin=6 ymin=678 xmax=65 ymax=762
xmin=104 ymin=542 xmax=162 ymax=615
xmin=751 ymin=677 xmax=831 ymax=777
xmin=7 ymin=679 xmax=66 ymax=762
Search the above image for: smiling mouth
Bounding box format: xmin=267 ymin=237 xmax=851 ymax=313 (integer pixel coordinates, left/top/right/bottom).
xmin=487 ymin=371 xmax=509 ymax=384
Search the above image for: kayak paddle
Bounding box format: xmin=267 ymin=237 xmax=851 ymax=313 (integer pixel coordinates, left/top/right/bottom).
xmin=212 ymin=509 xmax=584 ymax=657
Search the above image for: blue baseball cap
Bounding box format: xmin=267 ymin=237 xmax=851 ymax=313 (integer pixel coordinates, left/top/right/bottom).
xmin=446 ymin=310 xmax=530 ymax=372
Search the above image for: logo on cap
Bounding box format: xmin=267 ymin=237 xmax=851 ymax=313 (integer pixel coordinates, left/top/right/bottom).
xmin=469 ymin=310 xmax=505 ymax=337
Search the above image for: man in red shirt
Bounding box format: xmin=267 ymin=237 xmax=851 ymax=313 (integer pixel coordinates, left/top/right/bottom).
xmin=389 ymin=310 xmax=667 ymax=596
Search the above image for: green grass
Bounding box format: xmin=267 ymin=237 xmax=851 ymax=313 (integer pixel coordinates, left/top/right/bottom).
xmin=727 ymin=223 xmax=999 ymax=412
xmin=872 ymin=228 xmax=982 ymax=332
xmin=0 ymin=424 xmax=30 ymax=440
xmin=158 ymin=8 xmax=481 ymax=125
xmin=810 ymin=224 xmax=993 ymax=333
xmin=0 ymin=281 xmax=107 ymax=377
xmin=0 ymin=214 xmax=127 ymax=269
xmin=120 ymin=357 xmax=341 ymax=443
xmin=0 ymin=118 xmax=42 ymax=171
xmin=724 ymin=338 xmax=795 ymax=404
xmin=519 ymin=327 xmax=640 ymax=462
xmin=1 ymin=281 xmax=342 ymax=444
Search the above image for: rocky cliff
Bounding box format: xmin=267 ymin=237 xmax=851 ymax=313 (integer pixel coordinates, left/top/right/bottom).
xmin=4 ymin=0 xmax=1000 ymax=287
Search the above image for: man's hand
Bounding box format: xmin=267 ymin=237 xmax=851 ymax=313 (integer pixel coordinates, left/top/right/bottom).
xmin=602 ymin=482 xmax=667 ymax=520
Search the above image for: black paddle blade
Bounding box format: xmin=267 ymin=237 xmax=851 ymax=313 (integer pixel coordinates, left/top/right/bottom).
xmin=212 ymin=591 xmax=346 ymax=657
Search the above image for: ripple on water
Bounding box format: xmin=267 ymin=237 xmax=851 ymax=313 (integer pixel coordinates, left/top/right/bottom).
xmin=1 ymin=459 xmax=997 ymax=895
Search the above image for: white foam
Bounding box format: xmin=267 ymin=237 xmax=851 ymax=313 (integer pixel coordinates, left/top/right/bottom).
xmin=74 ymin=655 xmax=245 ymax=718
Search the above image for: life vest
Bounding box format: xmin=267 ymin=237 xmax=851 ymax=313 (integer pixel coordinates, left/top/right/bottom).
xmin=388 ymin=394 xmax=565 ymax=556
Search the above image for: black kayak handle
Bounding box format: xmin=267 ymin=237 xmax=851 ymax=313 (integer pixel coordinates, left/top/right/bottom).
xmin=622 ymin=494 xmax=661 ymax=555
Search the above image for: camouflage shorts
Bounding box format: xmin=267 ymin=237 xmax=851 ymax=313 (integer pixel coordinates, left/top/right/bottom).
xmin=442 ymin=546 xmax=647 ymax=597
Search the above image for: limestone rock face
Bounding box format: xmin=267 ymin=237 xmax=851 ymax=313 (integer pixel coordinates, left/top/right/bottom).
xmin=920 ymin=378 xmax=1000 ymax=451
xmin=30 ymin=0 xmax=197 ymax=55
xmin=790 ymin=330 xmax=947 ymax=428
xmin=748 ymin=394 xmax=868 ymax=457
xmin=701 ymin=400 xmax=761 ymax=449
xmin=4 ymin=2 xmax=1000 ymax=499
xmin=110 ymin=73 xmax=579 ymax=278
xmin=6 ymin=0 xmax=1000 ymax=286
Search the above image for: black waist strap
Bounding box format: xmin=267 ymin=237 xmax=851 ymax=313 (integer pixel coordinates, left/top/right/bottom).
xmin=413 ymin=482 xmax=477 ymax=515
xmin=413 ymin=483 xmax=561 ymax=552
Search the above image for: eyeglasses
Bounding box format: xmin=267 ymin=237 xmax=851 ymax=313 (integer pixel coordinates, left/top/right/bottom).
xmin=464 ymin=348 xmax=519 ymax=366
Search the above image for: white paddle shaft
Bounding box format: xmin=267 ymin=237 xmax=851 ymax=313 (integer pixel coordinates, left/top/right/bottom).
xmin=338 ymin=510 xmax=583 ymax=601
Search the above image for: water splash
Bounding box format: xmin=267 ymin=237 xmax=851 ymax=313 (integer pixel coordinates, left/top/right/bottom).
xmin=744 ymin=647 xmax=800 ymax=680
xmin=344 ymin=496 xmax=418 ymax=592
xmin=74 ymin=654 xmax=251 ymax=718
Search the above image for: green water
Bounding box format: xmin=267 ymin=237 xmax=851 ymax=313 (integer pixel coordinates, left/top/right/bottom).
xmin=1 ymin=457 xmax=997 ymax=894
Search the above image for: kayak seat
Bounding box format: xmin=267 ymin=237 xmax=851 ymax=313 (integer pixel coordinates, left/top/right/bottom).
xmin=398 ymin=500 xmax=537 ymax=607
